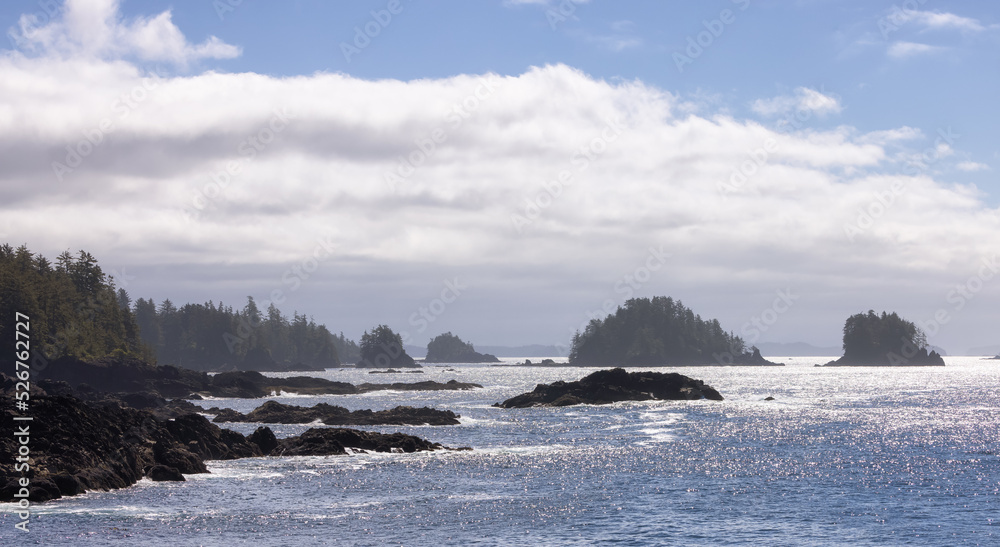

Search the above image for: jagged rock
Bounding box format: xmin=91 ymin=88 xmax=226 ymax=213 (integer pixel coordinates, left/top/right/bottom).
xmin=494 ymin=368 xmax=724 ymax=408
xmin=0 ymin=394 xmax=462 ymax=503
xmin=247 ymin=427 xmax=278 ymax=455
xmin=147 ymin=465 xmax=185 ymax=482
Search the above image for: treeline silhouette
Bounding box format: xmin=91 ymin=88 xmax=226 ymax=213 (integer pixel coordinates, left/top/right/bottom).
xmin=569 ymin=296 xmax=752 ymax=366
xmin=832 ymin=310 xmax=942 ymax=365
xmin=0 ymin=245 xmax=359 ymax=371
xmin=0 ymin=244 xmax=147 ymax=362
xmin=132 ymin=295 xmax=358 ymax=371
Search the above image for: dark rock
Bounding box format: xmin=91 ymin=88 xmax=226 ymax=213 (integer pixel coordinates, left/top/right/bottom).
xmin=51 ymin=473 xmax=86 ymax=496
xmin=36 ymin=356 xmax=211 ymax=398
xmin=0 ymin=393 xmax=461 ymax=503
xmin=824 ymin=347 xmax=945 ymax=366
xmin=0 ymin=395 xmax=208 ymax=501
xmin=247 ymin=427 xmax=278 ymax=455
xmin=357 ymin=379 xmax=482 ymax=393
xmin=271 ymin=428 xmax=444 ymax=456
xmin=494 ymin=368 xmax=724 ymax=408
xmin=208 ymin=371 xmax=268 ymax=398
xmin=212 ymin=408 xmax=244 ymax=422
xmin=26 ymin=354 xmax=479 ymax=403
xmin=212 ymin=401 xmax=461 ymax=426
xmin=163 ymin=413 xmax=263 ymax=460
xmin=764 ymin=396 xmax=775 ymax=401
xmin=147 ymin=465 xmax=185 ymax=482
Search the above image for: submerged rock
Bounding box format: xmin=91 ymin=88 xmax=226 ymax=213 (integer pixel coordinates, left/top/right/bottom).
xmin=494 ymin=368 xmax=724 ymax=408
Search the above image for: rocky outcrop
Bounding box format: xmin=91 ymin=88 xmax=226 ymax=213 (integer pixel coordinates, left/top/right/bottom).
xmin=273 ymin=428 xmax=446 ymax=456
xmin=211 ymin=401 xmax=461 ymax=426
xmin=357 ymin=379 xmax=482 ymax=392
xmin=33 ymin=356 xmax=480 ymax=399
xmin=38 ymin=356 xmax=210 ymax=397
xmin=494 ymin=368 xmax=724 ymax=408
xmin=0 ymin=395 xmax=265 ymax=502
xmin=0 ymin=394 xmax=462 ymax=503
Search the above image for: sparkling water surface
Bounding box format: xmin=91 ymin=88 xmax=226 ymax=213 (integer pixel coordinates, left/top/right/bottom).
xmin=3 ymin=357 xmax=998 ymax=545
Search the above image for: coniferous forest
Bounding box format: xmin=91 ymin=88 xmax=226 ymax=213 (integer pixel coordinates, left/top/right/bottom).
xmin=0 ymin=245 xmax=358 ymax=371
xmin=569 ymin=296 xmax=760 ymax=366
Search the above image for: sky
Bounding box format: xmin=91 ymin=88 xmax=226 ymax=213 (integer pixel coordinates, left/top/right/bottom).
xmin=0 ymin=0 xmax=998 ymax=354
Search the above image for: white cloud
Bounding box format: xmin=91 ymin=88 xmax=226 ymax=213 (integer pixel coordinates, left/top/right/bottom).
xmin=957 ymin=161 xmax=990 ymax=172
xmin=2 ymin=1 xmax=998 ymax=350
xmin=898 ymin=10 xmax=987 ymax=33
xmin=856 ymin=126 xmax=923 ymax=145
xmin=9 ymin=0 xmax=240 ymax=66
xmin=887 ymin=41 xmax=945 ymax=59
xmin=751 ymin=87 xmax=842 ymax=117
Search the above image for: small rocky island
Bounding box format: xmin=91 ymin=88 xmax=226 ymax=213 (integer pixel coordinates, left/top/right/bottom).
xmin=822 ymin=310 xmax=945 ymax=366
xmin=424 ymin=332 xmax=500 ymax=363
xmin=211 ymin=401 xmax=461 ymax=426
xmin=568 ymin=296 xmax=781 ymax=366
xmin=355 ymin=325 xmax=419 ymax=368
xmin=494 ymin=368 xmax=724 ymax=408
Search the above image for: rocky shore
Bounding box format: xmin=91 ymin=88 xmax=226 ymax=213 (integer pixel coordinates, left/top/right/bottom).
xmin=0 ymin=391 xmax=462 ymax=503
xmin=494 ymin=368 xmax=724 ymax=408
xmin=0 ymin=365 xmax=468 ymax=503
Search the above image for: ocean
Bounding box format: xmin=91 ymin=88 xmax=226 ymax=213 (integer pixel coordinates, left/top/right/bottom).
xmin=2 ymin=356 xmax=998 ymax=545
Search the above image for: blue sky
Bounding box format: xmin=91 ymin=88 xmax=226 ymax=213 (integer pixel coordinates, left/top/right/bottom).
xmin=1 ymin=0 xmax=998 ymax=354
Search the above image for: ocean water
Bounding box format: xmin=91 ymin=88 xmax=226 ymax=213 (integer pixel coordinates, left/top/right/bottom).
xmin=3 ymin=357 xmax=999 ymax=546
